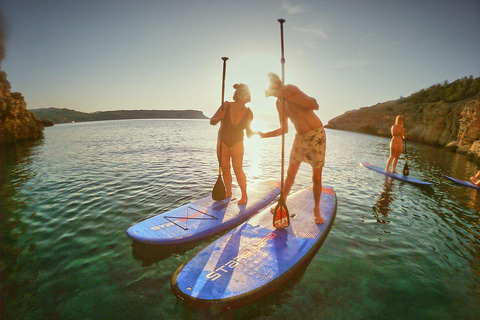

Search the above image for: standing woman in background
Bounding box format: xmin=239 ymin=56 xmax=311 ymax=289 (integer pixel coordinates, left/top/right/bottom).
xmin=385 ymin=115 xmax=407 ymax=173
xmin=210 ymin=84 xmax=254 ymax=205
xmin=470 ymin=170 xmax=480 ymax=186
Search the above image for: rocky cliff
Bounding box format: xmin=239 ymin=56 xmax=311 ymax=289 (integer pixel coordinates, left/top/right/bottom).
xmin=0 ymin=71 xmax=44 ymax=144
xmin=325 ymin=97 xmax=480 ymax=164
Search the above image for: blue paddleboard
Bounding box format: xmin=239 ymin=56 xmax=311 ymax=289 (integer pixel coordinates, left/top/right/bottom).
xmin=171 ymin=186 xmax=337 ymax=308
xmin=126 ymin=180 xmax=281 ymax=245
xmin=443 ymin=175 xmax=480 ymax=190
xmin=361 ymin=162 xmax=434 ymax=186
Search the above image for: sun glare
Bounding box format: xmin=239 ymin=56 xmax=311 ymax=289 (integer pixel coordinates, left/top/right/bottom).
xmin=227 ymin=54 xmax=281 ymax=121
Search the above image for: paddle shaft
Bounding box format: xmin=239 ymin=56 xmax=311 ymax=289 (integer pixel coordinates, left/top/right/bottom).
xmin=402 ymin=114 xmax=409 ymax=176
xmin=212 ymin=57 xmax=229 ymax=201
xmin=272 ymin=18 xmax=290 ymax=229
xmin=218 ymin=57 xmax=229 ymax=173
xmin=278 ymin=18 xmax=286 ymax=191
xmin=403 ymin=114 xmax=407 ymax=155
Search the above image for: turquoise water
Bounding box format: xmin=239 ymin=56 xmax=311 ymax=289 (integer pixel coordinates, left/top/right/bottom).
xmin=1 ymin=119 xmax=479 ymax=320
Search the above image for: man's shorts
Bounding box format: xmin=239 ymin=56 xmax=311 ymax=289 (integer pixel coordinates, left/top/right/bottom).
xmin=289 ymin=126 xmax=326 ymax=168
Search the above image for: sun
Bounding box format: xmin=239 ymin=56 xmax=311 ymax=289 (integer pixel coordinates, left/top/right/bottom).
xmin=226 ymin=53 xmax=281 ymax=122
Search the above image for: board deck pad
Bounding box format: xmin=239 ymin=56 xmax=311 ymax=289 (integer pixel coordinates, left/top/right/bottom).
xmin=443 ymin=175 xmax=480 ymax=190
xmin=361 ymin=162 xmax=434 ymax=186
xmin=126 ymin=180 xmax=281 ymax=245
xmin=171 ymin=185 xmax=337 ymax=308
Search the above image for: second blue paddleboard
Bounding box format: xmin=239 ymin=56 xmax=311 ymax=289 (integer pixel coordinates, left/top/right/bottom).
xmin=361 ymin=162 xmax=434 ymax=186
xmin=443 ymin=175 xmax=480 ymax=190
xmin=126 ymin=180 xmax=280 ymax=245
xmin=171 ymin=185 xmax=337 ymax=308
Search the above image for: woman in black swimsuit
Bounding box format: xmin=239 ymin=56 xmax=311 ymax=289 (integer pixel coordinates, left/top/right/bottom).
xmin=210 ymin=84 xmax=254 ymax=205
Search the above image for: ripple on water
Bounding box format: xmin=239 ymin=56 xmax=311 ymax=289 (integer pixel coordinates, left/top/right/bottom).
xmin=1 ymin=121 xmax=479 ymax=320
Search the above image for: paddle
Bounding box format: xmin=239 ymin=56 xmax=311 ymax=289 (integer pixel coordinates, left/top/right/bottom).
xmin=273 ymin=18 xmax=290 ymax=229
xmin=402 ymin=115 xmax=409 ymax=176
xmin=212 ymin=57 xmax=229 ymax=201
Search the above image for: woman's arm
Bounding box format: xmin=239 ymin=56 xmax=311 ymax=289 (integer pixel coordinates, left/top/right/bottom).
xmin=210 ymin=102 xmax=227 ymax=125
xmin=245 ymin=109 xmax=256 ymax=138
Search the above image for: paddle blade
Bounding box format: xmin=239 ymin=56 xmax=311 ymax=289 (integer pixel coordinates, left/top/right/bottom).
xmin=403 ymin=160 xmax=409 ymax=176
xmin=212 ymin=174 xmax=226 ymax=201
xmin=273 ymin=196 xmax=290 ymax=229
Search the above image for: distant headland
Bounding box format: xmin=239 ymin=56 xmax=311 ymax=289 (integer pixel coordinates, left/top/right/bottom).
xmin=30 ymin=108 xmax=208 ymax=124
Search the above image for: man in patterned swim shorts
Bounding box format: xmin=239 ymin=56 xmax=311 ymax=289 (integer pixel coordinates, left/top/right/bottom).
xmin=258 ymin=73 xmax=326 ymax=224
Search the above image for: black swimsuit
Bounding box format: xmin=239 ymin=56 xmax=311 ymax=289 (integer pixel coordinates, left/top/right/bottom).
xmin=220 ymin=103 xmax=252 ymax=148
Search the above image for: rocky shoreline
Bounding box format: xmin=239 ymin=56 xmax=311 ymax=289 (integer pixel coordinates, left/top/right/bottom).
xmin=325 ymin=97 xmax=480 ymax=165
xmin=0 ymin=71 xmax=44 ymax=144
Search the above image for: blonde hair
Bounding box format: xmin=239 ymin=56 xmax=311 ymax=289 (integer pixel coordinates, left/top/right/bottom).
xmin=395 ymin=115 xmax=404 ymax=126
xmin=232 ymin=83 xmax=250 ymax=102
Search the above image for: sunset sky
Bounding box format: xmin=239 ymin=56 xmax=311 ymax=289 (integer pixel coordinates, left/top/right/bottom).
xmin=1 ymin=0 xmax=479 ymax=123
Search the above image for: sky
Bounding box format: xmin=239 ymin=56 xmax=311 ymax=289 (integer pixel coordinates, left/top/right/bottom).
xmin=1 ymin=0 xmax=479 ymax=123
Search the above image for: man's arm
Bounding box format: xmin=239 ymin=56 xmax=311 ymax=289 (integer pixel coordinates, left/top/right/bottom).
xmin=259 ymin=103 xmax=289 ymax=138
xmin=280 ymin=85 xmax=319 ymax=110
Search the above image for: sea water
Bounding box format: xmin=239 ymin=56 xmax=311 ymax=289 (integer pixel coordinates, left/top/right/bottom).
xmin=1 ymin=119 xmax=479 ymax=320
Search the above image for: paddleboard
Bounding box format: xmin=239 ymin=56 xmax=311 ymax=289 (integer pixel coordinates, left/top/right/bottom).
xmin=171 ymin=185 xmax=337 ymax=309
xmin=126 ymin=180 xmax=281 ymax=245
xmin=443 ymin=175 xmax=480 ymax=190
xmin=361 ymin=163 xmax=434 ymax=186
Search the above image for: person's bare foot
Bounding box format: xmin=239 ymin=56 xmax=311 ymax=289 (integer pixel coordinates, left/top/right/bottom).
xmin=314 ymin=207 xmax=324 ymax=224
xmin=385 ymin=169 xmax=391 ymax=173
xmin=226 ymin=192 xmax=232 ymax=198
xmin=392 ymin=171 xmax=398 ymax=174
xmin=238 ymin=197 xmax=248 ymax=205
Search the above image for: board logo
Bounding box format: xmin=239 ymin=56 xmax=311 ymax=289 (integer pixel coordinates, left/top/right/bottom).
xmin=150 ymin=207 xmax=212 ymax=231
xmin=205 ymin=232 xmax=277 ymax=281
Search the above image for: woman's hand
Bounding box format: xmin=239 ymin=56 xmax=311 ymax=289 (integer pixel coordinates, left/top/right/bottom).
xmin=256 ymin=131 xmax=265 ymax=138
xmin=216 ymin=110 xmax=225 ymax=119
xmin=210 ymin=107 xmax=225 ymax=125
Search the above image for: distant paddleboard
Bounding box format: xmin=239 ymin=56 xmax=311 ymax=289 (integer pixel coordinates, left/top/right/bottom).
xmin=361 ymin=163 xmax=434 ymax=186
xmin=171 ymin=186 xmax=337 ymax=309
xmin=443 ymin=175 xmax=480 ymax=190
xmin=126 ymin=180 xmax=280 ymax=245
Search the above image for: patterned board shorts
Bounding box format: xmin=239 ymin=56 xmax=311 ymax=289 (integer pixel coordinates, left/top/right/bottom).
xmin=289 ymin=126 xmax=326 ymax=168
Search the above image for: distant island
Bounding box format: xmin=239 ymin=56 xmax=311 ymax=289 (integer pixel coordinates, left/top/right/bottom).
xmin=31 ymin=108 xmax=208 ymax=124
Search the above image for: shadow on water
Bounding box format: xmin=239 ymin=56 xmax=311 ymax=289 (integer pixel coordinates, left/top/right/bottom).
xmin=130 ymin=240 xmax=199 ymax=266
xmin=0 ymin=139 xmax=44 ymax=319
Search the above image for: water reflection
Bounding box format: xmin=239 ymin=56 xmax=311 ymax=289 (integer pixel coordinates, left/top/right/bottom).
xmin=0 ymin=139 xmax=43 ymax=319
xmin=466 ymin=188 xmax=480 ymax=211
xmin=372 ymin=177 xmax=394 ymax=224
xmin=2 ymin=121 xmax=480 ymax=319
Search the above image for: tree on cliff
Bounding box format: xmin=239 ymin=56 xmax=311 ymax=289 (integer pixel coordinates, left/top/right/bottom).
xmin=400 ymin=76 xmax=480 ymax=104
